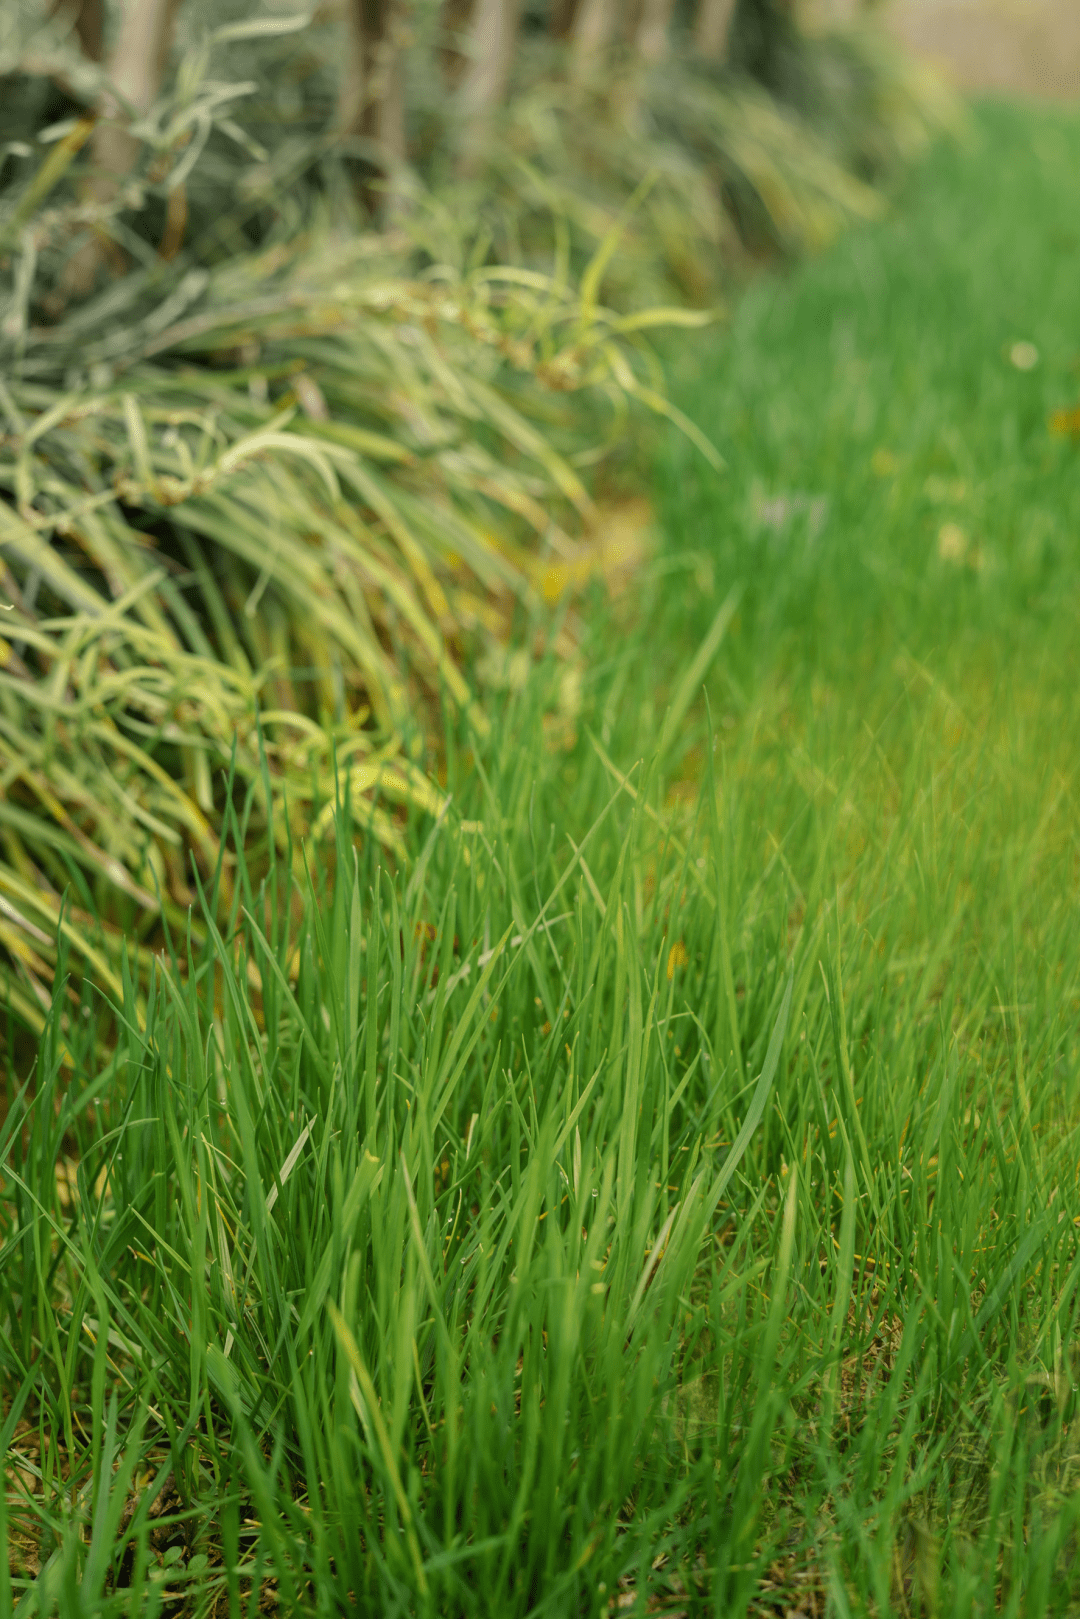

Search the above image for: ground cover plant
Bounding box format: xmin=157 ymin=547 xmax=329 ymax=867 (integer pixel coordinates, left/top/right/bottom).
xmin=5 ymin=95 xmax=1080 ymax=1614
xmin=0 ymin=4 xmax=707 ymax=1038
xmin=0 ymin=0 xmax=957 ymax=1039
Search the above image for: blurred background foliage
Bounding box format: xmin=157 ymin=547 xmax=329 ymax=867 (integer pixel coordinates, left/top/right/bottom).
xmin=0 ymin=0 xmax=957 ymax=1051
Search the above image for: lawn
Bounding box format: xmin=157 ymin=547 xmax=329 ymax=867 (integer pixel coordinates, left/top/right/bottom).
xmin=4 ymin=97 xmax=1080 ymax=1616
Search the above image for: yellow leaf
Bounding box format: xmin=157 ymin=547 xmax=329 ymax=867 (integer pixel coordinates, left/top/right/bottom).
xmin=938 ymin=523 xmax=967 ymax=564
xmin=1049 ymin=406 xmax=1080 ymax=440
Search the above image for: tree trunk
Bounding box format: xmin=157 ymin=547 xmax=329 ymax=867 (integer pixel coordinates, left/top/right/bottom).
xmin=695 ymin=0 xmax=736 ymax=60
xmin=728 ymin=0 xmax=798 ymax=89
xmin=95 ymin=0 xmax=184 ymax=181
xmin=52 ymin=0 xmax=106 ymax=61
xmin=635 ymin=0 xmax=676 ymax=64
xmin=338 ymin=0 xmax=408 ymax=166
xmin=569 ymin=0 xmax=618 ymax=78
xmin=438 ymin=0 xmax=475 ymax=88
xmin=456 ymin=0 xmax=520 ymax=171
xmin=549 ymin=0 xmax=578 ymax=39
xmin=63 ymin=0 xmax=184 ymax=295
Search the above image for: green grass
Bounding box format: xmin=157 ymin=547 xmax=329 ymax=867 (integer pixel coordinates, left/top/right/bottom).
xmin=5 ymin=97 xmax=1080 ymax=1615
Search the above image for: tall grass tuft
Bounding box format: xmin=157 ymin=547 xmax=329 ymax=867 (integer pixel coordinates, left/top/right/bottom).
xmin=6 ymin=605 xmax=1080 ymax=1610
xmin=1 ymin=657 xmax=801 ymax=1612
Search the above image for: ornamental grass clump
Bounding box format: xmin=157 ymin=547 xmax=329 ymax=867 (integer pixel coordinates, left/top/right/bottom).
xmin=0 ymin=14 xmax=719 ymax=1038
xmin=438 ymin=28 xmax=960 ymax=312
xmin=0 ymin=677 xmax=801 ymax=1614
xmin=0 ymin=0 xmax=957 ymax=1039
xmin=0 ymin=245 xmax=706 ymax=1034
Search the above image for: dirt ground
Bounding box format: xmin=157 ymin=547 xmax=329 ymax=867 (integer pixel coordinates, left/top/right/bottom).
xmin=882 ymin=0 xmax=1080 ymax=99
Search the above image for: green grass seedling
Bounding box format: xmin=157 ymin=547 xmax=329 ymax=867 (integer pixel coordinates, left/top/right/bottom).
xmin=7 ymin=97 xmax=1080 ymax=1616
